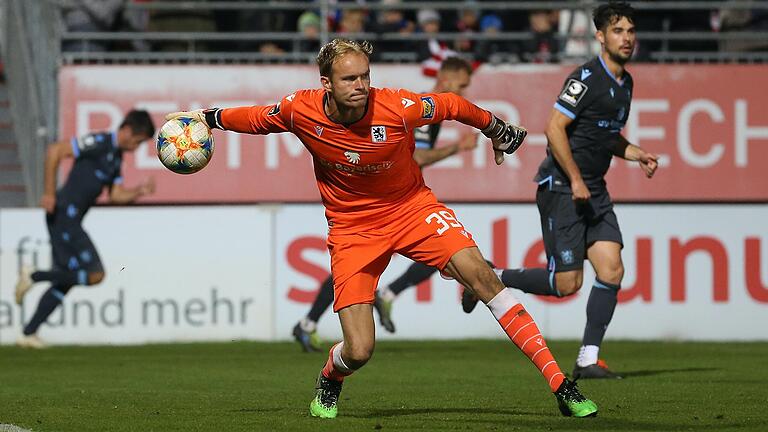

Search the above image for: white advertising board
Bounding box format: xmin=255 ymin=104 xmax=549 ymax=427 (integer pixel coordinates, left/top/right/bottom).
xmin=2 ymin=204 xmax=765 ymax=344
xmin=0 ymin=207 xmax=274 ymax=345
xmin=273 ymin=204 xmax=768 ymax=342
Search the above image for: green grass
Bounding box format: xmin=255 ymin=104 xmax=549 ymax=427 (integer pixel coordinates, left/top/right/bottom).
xmin=1 ymin=340 xmax=767 ymax=431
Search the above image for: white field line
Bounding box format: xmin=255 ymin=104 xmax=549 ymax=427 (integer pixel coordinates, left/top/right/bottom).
xmin=0 ymin=425 xmax=33 ymax=432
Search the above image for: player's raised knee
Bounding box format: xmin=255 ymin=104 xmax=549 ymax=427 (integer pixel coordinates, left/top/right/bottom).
xmin=555 ymin=272 xmax=583 ymax=296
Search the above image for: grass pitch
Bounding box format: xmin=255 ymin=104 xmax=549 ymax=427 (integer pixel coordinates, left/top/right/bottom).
xmin=1 ymin=340 xmax=766 ymax=431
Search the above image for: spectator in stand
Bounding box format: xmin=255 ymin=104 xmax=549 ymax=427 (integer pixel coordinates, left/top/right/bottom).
xmin=336 ymin=9 xmax=368 ymax=35
xmin=60 ymin=0 xmax=126 ymax=52
xmin=557 ymin=8 xmax=600 ymax=59
xmin=372 ymin=0 xmax=416 ymax=60
xmin=416 ymin=8 xmax=460 ymax=76
xmin=148 ymin=0 xmax=216 ymax=52
xmin=519 ymin=9 xmax=560 ymax=63
xmin=715 ymin=8 xmax=768 ymax=52
xmin=296 ymin=11 xmax=321 ymax=53
xmin=453 ymin=4 xmax=480 ymax=55
xmin=474 ymin=14 xmax=517 ymax=64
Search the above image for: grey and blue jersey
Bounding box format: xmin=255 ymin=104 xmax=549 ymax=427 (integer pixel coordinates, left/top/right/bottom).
xmin=58 ymin=131 xmax=124 ymax=213
xmin=535 ymin=56 xmax=634 ymax=192
xmin=414 ymin=122 xmax=441 ymax=150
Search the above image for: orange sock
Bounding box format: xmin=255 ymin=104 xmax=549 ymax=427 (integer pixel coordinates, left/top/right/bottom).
xmin=489 ymin=289 xmax=565 ymax=392
xmin=321 ymin=342 xmax=353 ymax=382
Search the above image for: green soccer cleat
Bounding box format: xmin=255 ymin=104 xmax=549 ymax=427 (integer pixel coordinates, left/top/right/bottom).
xmin=373 ymin=292 xmax=396 ymax=333
xmin=309 ymin=373 xmax=343 ymax=419
xmin=554 ymin=378 xmax=598 ymax=418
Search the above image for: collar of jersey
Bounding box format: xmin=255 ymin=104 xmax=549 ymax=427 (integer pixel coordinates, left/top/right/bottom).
xmin=598 ymin=55 xmax=625 ymax=86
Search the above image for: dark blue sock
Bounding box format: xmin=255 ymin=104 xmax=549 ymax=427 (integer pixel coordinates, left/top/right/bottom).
xmin=388 ymin=262 xmax=437 ymax=295
xmin=23 ymin=286 xmax=72 ymax=335
xmin=500 ymin=268 xmax=559 ymax=296
xmin=32 ymin=270 xmax=82 ymax=287
xmin=582 ymin=278 xmax=620 ymax=347
xmin=307 ymin=276 xmax=335 ymax=323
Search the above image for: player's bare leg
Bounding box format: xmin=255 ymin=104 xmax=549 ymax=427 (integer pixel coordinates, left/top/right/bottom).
xmin=310 ymin=303 xmax=376 ymax=419
xmin=444 ymin=247 xmax=597 ymax=417
xmin=574 ymin=241 xmax=624 ymax=379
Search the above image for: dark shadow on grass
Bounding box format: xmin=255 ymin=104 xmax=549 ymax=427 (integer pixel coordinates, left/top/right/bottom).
xmin=617 ymin=367 xmax=718 ymax=378
xmin=347 ymin=409 xmax=747 ymax=432
xmin=227 ymin=406 xmax=751 ymax=431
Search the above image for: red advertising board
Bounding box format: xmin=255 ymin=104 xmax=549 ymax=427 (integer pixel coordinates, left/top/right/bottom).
xmin=59 ymin=64 xmax=768 ymax=203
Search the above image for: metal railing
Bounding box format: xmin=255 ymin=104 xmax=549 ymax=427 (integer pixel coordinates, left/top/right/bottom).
xmin=50 ymin=0 xmax=768 ymax=65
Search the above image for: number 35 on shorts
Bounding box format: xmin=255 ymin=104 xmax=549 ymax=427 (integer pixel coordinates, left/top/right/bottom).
xmin=426 ymin=211 xmax=468 ymax=236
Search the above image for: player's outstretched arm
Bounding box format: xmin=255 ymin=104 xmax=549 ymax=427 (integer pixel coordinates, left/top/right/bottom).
xmin=405 ymin=91 xmax=526 ymax=166
xmin=166 ymin=100 xmax=291 ymax=135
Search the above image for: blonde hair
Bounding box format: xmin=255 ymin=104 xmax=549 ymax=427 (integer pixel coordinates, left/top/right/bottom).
xmin=316 ymin=38 xmax=373 ymax=77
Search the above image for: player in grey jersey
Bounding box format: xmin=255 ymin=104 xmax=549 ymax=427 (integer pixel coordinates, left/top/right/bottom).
xmin=464 ymin=1 xmax=658 ymax=379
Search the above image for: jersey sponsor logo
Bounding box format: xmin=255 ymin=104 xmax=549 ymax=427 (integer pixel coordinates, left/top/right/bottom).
xmin=314 ymin=125 xmax=324 ymax=137
xmin=371 ymin=125 xmax=387 ymax=142
xmin=581 ymin=68 xmax=592 ymax=80
xmin=559 ymin=79 xmax=588 ymax=106
xmin=267 ymin=102 xmax=281 ymax=116
xmin=344 ymin=151 xmax=360 ymax=164
xmin=318 ymin=157 xmax=393 ymax=175
xmin=401 ymin=97 xmax=415 ymax=108
xmin=420 ymin=96 xmax=435 ymax=119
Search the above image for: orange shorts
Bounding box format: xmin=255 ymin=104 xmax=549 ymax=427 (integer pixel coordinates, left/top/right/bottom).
xmin=328 ymin=190 xmax=477 ymax=312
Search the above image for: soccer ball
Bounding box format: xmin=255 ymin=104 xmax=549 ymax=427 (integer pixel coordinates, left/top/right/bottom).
xmin=156 ymin=117 xmax=214 ymax=174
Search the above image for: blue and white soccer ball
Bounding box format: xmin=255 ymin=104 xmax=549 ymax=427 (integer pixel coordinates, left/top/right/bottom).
xmin=156 ymin=117 xmax=214 ymax=174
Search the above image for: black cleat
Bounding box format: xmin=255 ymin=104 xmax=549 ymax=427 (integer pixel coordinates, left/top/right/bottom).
xmin=461 ymin=287 xmax=479 ymax=313
xmin=573 ymin=362 xmax=623 ymax=380
xmin=292 ymin=323 xmax=322 ymax=353
xmin=374 ymin=292 xmax=396 ymax=333
xmin=554 ymin=378 xmax=598 ymax=417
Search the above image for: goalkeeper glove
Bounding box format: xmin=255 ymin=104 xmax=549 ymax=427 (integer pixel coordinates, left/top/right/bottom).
xmin=481 ymin=115 xmax=528 ymax=154
xmin=165 ymin=108 xmax=223 ymax=130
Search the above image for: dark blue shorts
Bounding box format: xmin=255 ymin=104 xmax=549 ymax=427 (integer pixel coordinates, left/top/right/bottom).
xmin=47 ymin=203 xmax=103 ymax=274
xmin=536 ymin=186 xmax=623 ymax=273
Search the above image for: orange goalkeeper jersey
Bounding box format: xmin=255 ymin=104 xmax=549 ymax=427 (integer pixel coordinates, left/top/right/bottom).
xmin=220 ymin=87 xmax=492 ymax=229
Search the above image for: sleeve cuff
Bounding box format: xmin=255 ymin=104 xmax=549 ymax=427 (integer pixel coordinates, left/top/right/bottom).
xmin=554 ymin=102 xmax=576 ymax=120
xmin=71 ymin=137 xmax=80 ymax=158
